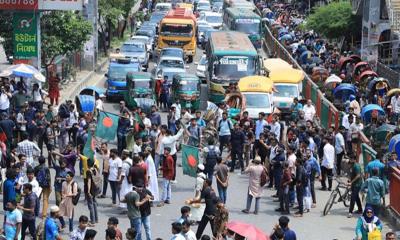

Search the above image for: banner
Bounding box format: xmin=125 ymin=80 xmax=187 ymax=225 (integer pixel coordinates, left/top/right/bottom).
xmin=13 ymin=12 xmax=38 ymax=60
xmin=182 ymin=144 xmax=200 ymax=178
xmin=38 ymin=0 xmax=83 ymax=10
xmin=0 ymin=0 xmax=39 ymax=10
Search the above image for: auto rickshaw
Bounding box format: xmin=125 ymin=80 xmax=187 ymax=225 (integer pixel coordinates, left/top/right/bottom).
xmin=367 ymin=77 xmax=390 ymax=106
xmin=333 ymin=83 xmax=357 ymax=106
xmin=361 ymin=104 xmax=386 ymax=123
xmin=353 ymin=62 xmax=372 ymax=81
xmin=124 ymin=72 xmax=156 ymax=113
xmin=75 ymin=87 xmax=106 ymax=114
xmin=172 ymin=73 xmax=201 ymax=110
xmin=311 ymin=66 xmax=329 ymax=84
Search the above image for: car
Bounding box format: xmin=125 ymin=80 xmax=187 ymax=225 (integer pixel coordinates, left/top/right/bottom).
xmin=199 ymin=11 xmax=222 ymax=29
xmin=154 ymin=55 xmax=187 ymax=75
xmin=196 ymin=0 xmax=211 ymax=12
xmin=159 ymin=48 xmax=185 ymax=60
xmin=212 ymin=2 xmax=223 ymax=12
xmin=196 ymin=54 xmax=208 ymax=79
xmin=136 ymin=28 xmax=156 ymax=50
xmin=121 ymin=40 xmax=149 ymax=70
xmin=131 ymin=35 xmax=153 ymax=56
xmin=155 ymin=2 xmax=172 ymax=12
xmin=141 ymin=21 xmax=158 ymax=31
xmin=150 ymin=12 xmax=166 ymax=25
xmin=156 ymin=67 xmax=187 ymax=84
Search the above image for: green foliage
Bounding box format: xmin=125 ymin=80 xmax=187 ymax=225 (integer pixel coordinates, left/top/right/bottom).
xmin=99 ymin=0 xmax=136 ymax=28
xmin=305 ymin=1 xmax=358 ymax=39
xmin=41 ymin=11 xmax=92 ymax=66
xmin=0 ymin=12 xmax=14 ymax=57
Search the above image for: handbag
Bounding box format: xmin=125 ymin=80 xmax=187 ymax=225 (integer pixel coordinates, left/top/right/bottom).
xmin=260 ymin=167 xmax=268 ymax=187
xmin=368 ymin=229 xmax=382 ymax=240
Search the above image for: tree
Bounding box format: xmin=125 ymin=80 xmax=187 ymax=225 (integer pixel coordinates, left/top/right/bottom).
xmin=41 ymin=11 xmax=92 ymax=73
xmin=0 ymin=12 xmax=14 ymax=61
xmin=305 ymin=1 xmax=359 ymax=40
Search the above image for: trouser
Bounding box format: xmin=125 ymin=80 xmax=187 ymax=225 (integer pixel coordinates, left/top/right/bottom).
xmin=296 ymin=185 xmax=304 ymax=214
xmin=50 ymin=97 xmax=59 ymax=106
xmin=268 ymin=165 xmax=274 ymax=188
xmin=87 ymin=195 xmax=99 ymax=224
xmin=41 ymin=187 xmax=51 ymax=218
xmin=205 ymin=165 xmax=215 ymax=183
xmin=21 ymin=218 xmax=36 ymax=240
xmin=102 ymin=173 xmax=109 ymax=196
xmin=230 ymin=149 xmax=244 ymax=171
xmin=349 ymin=186 xmax=362 ymax=214
xmin=117 ymin=135 xmax=127 ymax=156
xmin=243 ymin=143 xmax=251 ymax=167
xmin=59 ymin=215 xmax=74 ymax=232
xmin=55 ymin=191 xmax=62 ymax=206
xmin=196 ymin=214 xmax=216 ymax=239
xmin=217 ymin=184 xmax=227 ymax=204
xmin=109 ymin=180 xmax=120 ymax=204
xmin=68 ymin=127 xmax=78 ymax=146
xmin=34 ymin=101 xmax=43 ymax=111
xmin=219 ymin=135 xmax=230 ymax=155
xmin=130 ymin=217 xmax=142 ymax=240
xmin=279 ymin=186 xmax=290 ymax=213
xmin=274 ymin=168 xmax=282 ymax=192
xmin=172 ymin=154 xmax=177 ymax=181
xmin=336 ymin=152 xmax=344 ymax=176
xmin=141 ymin=216 xmax=151 ymax=240
xmin=310 ymin=179 xmax=316 ymax=204
xmin=154 ymin=154 xmax=161 ymax=176
xmin=245 ymin=192 xmax=260 ymax=213
xmin=162 ymin=179 xmax=171 ymax=201
xmin=321 ymin=166 xmax=333 ymax=190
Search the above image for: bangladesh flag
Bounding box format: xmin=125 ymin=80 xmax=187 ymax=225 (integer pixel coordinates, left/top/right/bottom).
xmin=182 ymin=144 xmax=200 ymax=178
xmin=134 ymin=112 xmax=144 ymax=132
xmin=83 ymin=132 xmax=96 ymax=161
xmin=95 ymin=111 xmax=119 ymax=141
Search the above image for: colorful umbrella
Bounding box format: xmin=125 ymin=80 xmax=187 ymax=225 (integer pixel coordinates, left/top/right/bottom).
xmin=0 ymin=63 xmax=45 ymax=82
xmin=361 ymin=104 xmax=385 ymax=123
xmin=226 ymin=221 xmax=270 ymax=240
xmin=324 ymin=74 xmax=342 ymax=89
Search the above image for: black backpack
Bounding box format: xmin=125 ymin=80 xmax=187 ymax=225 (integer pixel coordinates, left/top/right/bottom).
xmin=58 ymin=104 xmax=70 ymax=119
xmin=205 ymin=146 xmax=218 ymax=166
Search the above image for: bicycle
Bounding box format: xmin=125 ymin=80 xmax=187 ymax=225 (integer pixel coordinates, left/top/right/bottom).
xmin=323 ymin=178 xmax=352 ymax=216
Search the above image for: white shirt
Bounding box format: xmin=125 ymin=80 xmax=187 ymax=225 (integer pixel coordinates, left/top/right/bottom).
xmin=171 ymin=103 xmax=181 ymax=120
xmin=0 ymin=93 xmax=10 ymax=110
xmin=303 ymin=104 xmax=316 ymax=121
xmin=133 ymin=144 xmax=142 ymax=156
xmin=108 ymin=157 xmax=123 ymax=181
xmin=183 ymin=230 xmax=196 ymax=240
xmin=322 ymin=143 xmax=335 ymax=169
xmin=287 ymin=153 xmax=297 ymax=175
xmin=349 ymin=123 xmax=364 ymax=135
xmin=121 ymin=158 xmax=133 ymax=177
xmin=142 ymin=117 xmax=151 ymax=129
xmin=160 ymin=129 xmax=184 ymax=155
xmin=95 ymin=99 xmax=104 ymax=111
xmin=334 ymin=132 xmax=345 ymax=154
xmin=171 ymin=233 xmax=186 ymax=240
xmin=17 ymin=112 xmax=26 ymax=131
xmin=32 ymin=89 xmax=43 ymax=102
xmin=24 ymin=178 xmax=42 ymax=197
xmin=270 ymin=121 xmax=281 ymax=140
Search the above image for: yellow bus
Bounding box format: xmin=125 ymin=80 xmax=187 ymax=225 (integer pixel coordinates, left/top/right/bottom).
xmin=157 ymin=8 xmax=197 ymax=62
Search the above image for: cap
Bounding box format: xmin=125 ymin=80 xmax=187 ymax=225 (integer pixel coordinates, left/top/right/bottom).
xmin=197 ymin=164 xmax=205 ymax=171
xmin=253 ymin=156 xmax=261 ymax=163
xmin=50 ymin=206 xmax=60 ymax=213
xmin=122 ymin=149 xmax=130 ymax=154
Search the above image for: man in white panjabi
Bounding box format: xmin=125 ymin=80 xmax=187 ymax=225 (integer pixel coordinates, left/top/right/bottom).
xmin=143 ymin=147 xmax=159 ymax=203
xmin=119 ymin=149 xmax=133 ymax=209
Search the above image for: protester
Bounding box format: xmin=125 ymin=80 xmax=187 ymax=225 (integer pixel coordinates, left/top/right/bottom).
xmin=242 ymin=156 xmax=264 ymax=215
xmin=45 ymin=206 xmax=63 ymax=240
xmin=59 ymin=171 xmax=78 ymax=232
xmin=348 ymin=155 xmax=363 ymax=218
xmin=70 ymin=215 xmax=89 ymax=240
xmin=160 ymin=147 xmax=174 ymax=205
xmin=19 ymin=183 xmax=37 ymax=239
xmin=361 ymin=168 xmax=385 ymax=216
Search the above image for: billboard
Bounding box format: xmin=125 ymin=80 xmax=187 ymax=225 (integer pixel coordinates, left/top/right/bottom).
xmin=13 ymin=12 xmax=38 ymax=60
xmin=0 ymin=0 xmax=39 ymax=10
xmin=38 ymin=0 xmax=83 ymax=10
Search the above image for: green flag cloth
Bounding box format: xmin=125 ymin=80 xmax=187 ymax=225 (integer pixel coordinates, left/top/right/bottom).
xmin=182 ymin=144 xmax=200 ymax=178
xmin=95 ymin=111 xmax=119 ymax=141
xmin=83 ymin=132 xmax=95 ymax=161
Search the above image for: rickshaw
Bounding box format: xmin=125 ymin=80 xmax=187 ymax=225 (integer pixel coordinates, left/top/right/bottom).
xmin=358 ymin=70 xmax=378 ymax=90
xmin=349 ymin=54 xmax=362 ymax=64
xmin=333 ymin=83 xmax=357 ymax=105
xmin=367 ymin=77 xmax=390 ymax=105
xmin=361 ymin=104 xmax=385 ymax=123
xmin=75 ymin=87 xmax=106 ymax=114
xmin=373 ymin=123 xmax=397 ymax=150
xmin=337 ymin=56 xmax=354 ymax=72
xmin=311 ymin=66 xmax=329 ymax=83
xmin=124 ymin=72 xmax=156 ymax=114
xmin=324 ymin=74 xmax=342 ymax=89
xmin=171 ymin=73 xmax=201 ymax=110
xmin=353 ymin=62 xmax=372 ymax=81
xmin=389 ymin=134 xmax=400 ymax=157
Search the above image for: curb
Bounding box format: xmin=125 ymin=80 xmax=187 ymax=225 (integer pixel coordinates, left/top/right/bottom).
xmin=382 ymin=206 xmax=400 ymax=230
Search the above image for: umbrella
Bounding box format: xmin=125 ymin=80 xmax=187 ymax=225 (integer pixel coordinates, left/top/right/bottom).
xmin=333 ymin=83 xmax=357 ymax=100
xmin=324 ymin=74 xmax=342 ymax=89
xmin=76 ymin=95 xmax=95 ymax=113
xmin=389 ymin=134 xmax=400 ymax=156
xmin=361 ymin=104 xmax=385 ymax=123
xmin=0 ymin=63 xmax=45 ymax=82
xmin=374 ymin=123 xmax=397 ymax=143
xmin=358 ymin=70 xmax=378 ymax=82
xmin=387 ymin=88 xmax=400 ymax=98
xmin=279 ymin=34 xmax=293 ymax=41
xmin=226 ymin=221 xmax=270 ymax=240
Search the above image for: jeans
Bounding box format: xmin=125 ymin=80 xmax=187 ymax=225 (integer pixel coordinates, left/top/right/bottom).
xmin=60 ymin=215 xmax=74 ymax=232
xmin=130 ymin=217 xmax=142 ymax=240
xmin=55 ymin=191 xmax=62 ymax=206
xmin=230 ymin=149 xmax=244 ymax=171
xmin=162 ymin=179 xmax=171 ymax=201
xmin=87 ymin=195 xmax=99 ymax=223
xmin=296 ymin=185 xmax=304 ymax=214
xmin=102 ymin=173 xmax=109 ymax=196
xmin=279 ymin=186 xmax=290 ymax=213
xmin=21 ymin=218 xmax=36 ymax=240
xmin=41 ymin=187 xmax=51 ymax=218
xmin=336 ymin=152 xmax=344 ymax=175
xmin=245 ymin=193 xmax=260 ymax=213
xmin=217 ymin=184 xmax=227 ymax=204
xmin=196 ymin=214 xmax=216 ymax=239
xmin=141 ymin=215 xmax=151 ymax=240
xmin=321 ymin=166 xmax=333 ymax=190
xmin=172 ymin=154 xmax=177 ymax=181
xmin=117 ymin=134 xmax=127 ymax=156
xmin=219 ymin=135 xmax=230 ymax=155
xmin=154 ymin=154 xmax=161 ymax=177
xmin=310 ymin=179 xmax=316 ymax=204
xmin=349 ymin=186 xmax=362 ymax=214
xmin=109 ymin=180 xmax=120 ymax=204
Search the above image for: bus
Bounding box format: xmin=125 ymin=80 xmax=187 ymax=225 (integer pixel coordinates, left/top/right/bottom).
xmin=223 ymin=0 xmax=256 ymax=12
xmin=157 ymin=8 xmax=197 ymax=62
xmin=223 ymin=7 xmax=263 ymax=49
xmin=205 ymin=31 xmax=262 ymax=103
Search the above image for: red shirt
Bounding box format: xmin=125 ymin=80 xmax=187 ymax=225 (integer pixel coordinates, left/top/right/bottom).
xmin=162 ymin=155 xmax=175 ymax=180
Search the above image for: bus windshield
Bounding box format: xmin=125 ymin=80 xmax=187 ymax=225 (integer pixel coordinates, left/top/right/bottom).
xmin=214 ymin=56 xmax=256 ymax=79
xmin=243 ymin=93 xmax=270 ymax=108
xmin=273 ymin=85 xmax=299 ymax=98
xmin=121 ymin=43 xmax=145 ymax=52
xmin=108 ymin=67 xmax=131 ymax=81
xmin=235 ymin=19 xmax=260 ymax=34
xmin=160 ymin=23 xmax=194 ymax=36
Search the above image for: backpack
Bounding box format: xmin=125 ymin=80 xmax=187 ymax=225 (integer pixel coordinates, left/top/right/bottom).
xmin=218 ymin=119 xmax=232 ymax=132
xmin=90 ymin=168 xmax=103 ymax=196
xmin=71 ymin=181 xmax=81 ymax=205
xmin=58 ymin=103 xmax=70 ymax=119
xmin=205 ymin=146 xmax=218 ymax=167
xmin=37 ymin=167 xmax=50 ymax=188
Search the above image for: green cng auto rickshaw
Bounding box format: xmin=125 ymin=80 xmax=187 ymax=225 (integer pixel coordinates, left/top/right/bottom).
xmin=172 ymin=73 xmax=201 ymax=110
xmin=124 ymin=72 xmax=156 ymax=114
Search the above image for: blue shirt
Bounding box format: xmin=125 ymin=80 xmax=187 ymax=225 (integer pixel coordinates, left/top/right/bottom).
xmin=361 ymin=176 xmax=385 ymax=205
xmin=45 ymin=217 xmax=59 ymax=240
xmin=283 ymin=228 xmax=297 ymax=240
xmin=365 ymin=159 xmax=385 ymax=178
xmin=255 ymin=119 xmax=267 ymax=140
xmin=3 ymin=179 xmax=16 ymax=211
xmin=305 ymin=156 xmax=321 ymax=178
xmin=196 ymin=118 xmax=206 ymax=128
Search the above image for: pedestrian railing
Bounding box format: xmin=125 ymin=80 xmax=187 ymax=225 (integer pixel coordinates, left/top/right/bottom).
xmin=390 ymin=167 xmax=400 ymax=215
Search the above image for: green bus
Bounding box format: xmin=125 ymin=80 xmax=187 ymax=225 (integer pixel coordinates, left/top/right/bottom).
xmin=223 ymin=8 xmax=263 ymax=49
xmin=205 ymin=31 xmax=263 ymax=103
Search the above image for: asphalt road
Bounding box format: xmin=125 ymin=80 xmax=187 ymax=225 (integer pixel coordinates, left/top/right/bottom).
xmin=0 ymin=43 xmax=395 ymax=239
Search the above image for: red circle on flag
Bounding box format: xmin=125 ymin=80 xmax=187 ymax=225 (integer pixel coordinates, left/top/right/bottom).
xmin=103 ymin=117 xmax=113 ymax=128
xmin=188 ymin=155 xmax=197 ymax=167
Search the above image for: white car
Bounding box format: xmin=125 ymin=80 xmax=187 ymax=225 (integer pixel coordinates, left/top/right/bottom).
xmin=196 ymin=55 xmax=207 ymax=78
xmin=197 ymin=0 xmax=211 ymax=12
xmin=131 ymin=35 xmax=152 ymax=55
xmin=199 ymin=11 xmax=222 ymax=29
xmin=155 ymin=2 xmax=172 ymax=12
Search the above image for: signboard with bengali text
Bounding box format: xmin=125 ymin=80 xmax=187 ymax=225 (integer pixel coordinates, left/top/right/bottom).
xmin=38 ymin=0 xmax=83 ymax=10
xmin=0 ymin=0 xmax=38 ymax=10
xmin=13 ymin=12 xmax=38 ymax=60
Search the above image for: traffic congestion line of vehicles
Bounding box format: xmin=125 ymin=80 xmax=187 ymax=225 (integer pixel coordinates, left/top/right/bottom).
xmin=103 ymin=0 xmax=304 ymax=118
